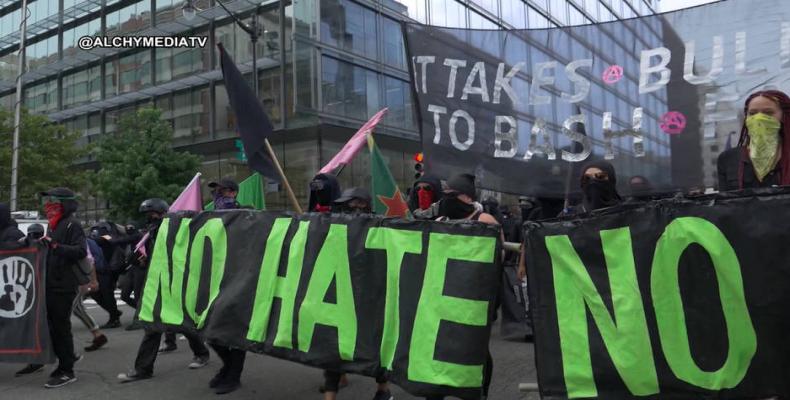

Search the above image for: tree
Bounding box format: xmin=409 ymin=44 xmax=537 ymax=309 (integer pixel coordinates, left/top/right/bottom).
xmin=93 ymin=107 xmax=201 ymax=221
xmin=0 ymin=108 xmax=89 ymax=210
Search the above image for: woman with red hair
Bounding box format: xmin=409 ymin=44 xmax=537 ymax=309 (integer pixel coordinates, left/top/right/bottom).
xmin=717 ymin=90 xmax=790 ymax=191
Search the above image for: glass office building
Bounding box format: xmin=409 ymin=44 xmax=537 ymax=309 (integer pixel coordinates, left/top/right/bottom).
xmin=0 ymin=0 xmax=658 ymax=220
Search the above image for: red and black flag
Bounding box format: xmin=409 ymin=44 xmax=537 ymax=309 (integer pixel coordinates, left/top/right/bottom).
xmin=217 ymin=43 xmax=280 ymax=182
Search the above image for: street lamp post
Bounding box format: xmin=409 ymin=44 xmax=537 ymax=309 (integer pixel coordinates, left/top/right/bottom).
xmin=10 ymin=0 xmax=29 ymax=211
xmin=182 ymin=0 xmax=304 ymax=214
xmin=183 ymin=0 xmax=260 ymax=95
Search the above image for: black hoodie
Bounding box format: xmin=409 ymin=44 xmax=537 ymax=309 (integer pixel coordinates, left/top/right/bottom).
xmin=308 ymin=173 xmax=342 ymax=212
xmin=0 ymin=203 xmax=24 ymax=244
xmin=46 ymin=198 xmax=87 ymax=294
xmin=407 ymin=175 xmax=442 ymax=212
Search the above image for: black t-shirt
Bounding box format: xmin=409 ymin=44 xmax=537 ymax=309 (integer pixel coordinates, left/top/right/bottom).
xmin=717 ymin=147 xmax=781 ymax=192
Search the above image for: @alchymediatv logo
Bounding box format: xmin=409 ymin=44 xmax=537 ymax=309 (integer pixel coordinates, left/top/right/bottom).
xmin=0 ymin=257 xmax=35 ymax=319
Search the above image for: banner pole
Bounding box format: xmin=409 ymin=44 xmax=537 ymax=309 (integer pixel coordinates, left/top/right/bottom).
xmin=264 ymin=138 xmax=303 ymax=214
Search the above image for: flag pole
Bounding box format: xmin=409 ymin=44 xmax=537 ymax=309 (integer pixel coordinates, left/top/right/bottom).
xmin=263 ymin=138 xmax=303 ymax=214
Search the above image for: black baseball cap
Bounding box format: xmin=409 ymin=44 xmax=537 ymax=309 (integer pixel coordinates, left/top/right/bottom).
xmin=208 ymin=178 xmax=239 ymax=192
xmin=38 ymin=187 xmax=76 ymax=198
xmin=444 ymin=174 xmax=476 ymax=199
xmin=334 ymin=187 xmax=372 ymax=205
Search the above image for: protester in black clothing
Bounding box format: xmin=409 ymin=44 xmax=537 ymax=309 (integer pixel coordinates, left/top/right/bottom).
xmin=0 ymin=203 xmax=24 ymax=244
xmin=205 ymin=178 xmax=248 ymax=395
xmin=89 ymin=222 xmax=127 ymax=328
xmin=519 ymin=162 xmax=623 ymax=281
xmin=481 ymin=197 xmax=504 ymax=224
xmin=718 ymin=90 xmax=790 ymax=191
xmin=323 ymin=188 xmax=392 ymax=400
xmin=429 ymin=174 xmax=500 ymax=400
xmin=577 ymin=161 xmax=622 ymax=214
xmin=627 ymin=175 xmax=653 ymax=202
xmin=30 ymin=188 xmax=88 ymax=388
xmin=407 ymin=175 xmax=442 ymax=219
xmin=309 ymin=173 xmax=342 ymax=213
xmin=118 ymin=198 xmax=211 ymax=384
xmin=332 ymin=187 xmax=373 ymax=214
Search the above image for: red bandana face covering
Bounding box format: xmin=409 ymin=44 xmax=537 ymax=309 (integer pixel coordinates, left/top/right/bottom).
xmin=45 ymin=202 xmax=64 ymax=229
xmin=314 ymin=204 xmax=332 ymax=213
xmin=417 ymin=188 xmax=434 ymax=210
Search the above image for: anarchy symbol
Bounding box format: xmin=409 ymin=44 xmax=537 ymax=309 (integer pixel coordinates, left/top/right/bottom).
xmin=602 ymin=65 xmax=624 ymax=85
xmin=660 ymin=111 xmax=687 ymax=135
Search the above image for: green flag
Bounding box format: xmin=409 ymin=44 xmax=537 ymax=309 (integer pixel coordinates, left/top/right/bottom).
xmin=205 ymin=173 xmax=266 ymax=210
xmin=367 ymin=135 xmax=408 ymax=217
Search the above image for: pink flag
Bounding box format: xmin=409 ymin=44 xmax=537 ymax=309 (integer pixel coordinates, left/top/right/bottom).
xmin=135 ymin=173 xmax=203 ymax=256
xmin=319 ymin=108 xmax=388 ymax=174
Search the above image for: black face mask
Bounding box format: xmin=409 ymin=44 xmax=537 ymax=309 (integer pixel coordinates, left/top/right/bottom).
xmin=438 ymin=197 xmax=476 ymax=219
xmin=582 ymin=179 xmax=620 ymax=211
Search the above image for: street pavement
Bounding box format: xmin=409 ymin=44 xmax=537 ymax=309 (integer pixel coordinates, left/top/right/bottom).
xmin=0 ymin=299 xmax=539 ymax=400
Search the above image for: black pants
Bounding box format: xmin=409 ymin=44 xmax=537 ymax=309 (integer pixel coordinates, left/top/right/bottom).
xmin=90 ymin=271 xmax=121 ymax=319
xmin=47 ymin=290 xmax=77 ymax=374
xmin=121 ymin=265 xmax=146 ymax=309
xmin=323 ymin=370 xmax=386 ymax=393
xmin=210 ymin=344 xmax=246 ymax=383
xmin=134 ymin=329 xmax=209 ymax=376
xmin=165 ymin=332 xmax=177 ymax=346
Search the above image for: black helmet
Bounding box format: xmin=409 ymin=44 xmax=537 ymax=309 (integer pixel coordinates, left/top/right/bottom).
xmin=27 ymin=223 xmax=45 ymax=235
xmin=139 ymin=198 xmax=169 ymax=214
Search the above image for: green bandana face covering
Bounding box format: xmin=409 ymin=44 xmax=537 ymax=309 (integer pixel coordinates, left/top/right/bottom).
xmin=746 ymin=113 xmax=782 ymax=181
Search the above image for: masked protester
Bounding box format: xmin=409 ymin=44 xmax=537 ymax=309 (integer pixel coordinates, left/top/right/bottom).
xmin=0 ymin=203 xmax=24 ymax=245
xmin=204 ymin=178 xmax=249 ymax=395
xmin=407 ymin=175 xmax=442 ymax=219
xmin=718 ymin=90 xmax=790 ymax=191
xmin=323 ymin=187 xmax=392 ymax=400
xmin=332 ymin=187 xmax=373 ymax=214
xmin=627 ymin=175 xmax=654 ymax=202
xmin=430 ymin=174 xmax=500 ymax=400
xmin=117 ymin=198 xmax=212 ymax=383
xmin=88 ymin=222 xmax=127 ymax=329
xmin=578 ymin=161 xmax=622 ymax=213
xmin=309 ymin=173 xmax=342 ymax=213
xmin=17 ymin=188 xmax=88 ymax=388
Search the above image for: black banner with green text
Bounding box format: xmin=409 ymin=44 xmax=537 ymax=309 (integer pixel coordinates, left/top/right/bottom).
xmin=524 ymin=189 xmax=790 ymax=399
xmin=138 ymin=211 xmax=501 ymax=399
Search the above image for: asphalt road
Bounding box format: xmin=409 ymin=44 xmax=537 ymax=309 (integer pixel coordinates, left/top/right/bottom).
xmin=0 ymin=301 xmax=539 ymax=400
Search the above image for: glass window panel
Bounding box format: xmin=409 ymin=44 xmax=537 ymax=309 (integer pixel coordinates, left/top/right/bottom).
xmin=26 ymin=35 xmax=58 ymax=69
xmin=396 ymin=0 xmax=427 ymax=23
xmin=63 ymin=66 xmax=101 ymax=107
xmin=322 ymin=56 xmax=376 ymax=120
xmin=155 ymin=0 xmax=179 ymax=25
xmin=383 ymin=76 xmax=414 ymax=130
xmin=528 ymin=6 xmax=550 ymax=29
xmin=63 ymin=18 xmax=101 ymax=58
xmin=549 ymin=0 xmax=568 ymax=24
xmin=501 ymin=0 xmax=527 ymax=29
xmin=430 ymin=0 xmax=467 ymax=28
xmin=215 ymin=22 xmax=253 ymax=65
xmin=106 ymin=1 xmax=151 ymax=36
xmin=383 ymin=17 xmax=406 ymax=70
xmin=173 ymin=86 xmax=210 ymax=139
xmin=320 ymin=0 xmax=378 ymax=59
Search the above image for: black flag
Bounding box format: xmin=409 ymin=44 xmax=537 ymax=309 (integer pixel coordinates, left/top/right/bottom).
xmin=217 ymin=43 xmax=280 ymax=182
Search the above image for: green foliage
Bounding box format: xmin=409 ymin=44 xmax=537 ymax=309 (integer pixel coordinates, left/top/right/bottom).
xmin=0 ymin=108 xmax=89 ymax=210
xmin=93 ymin=107 xmax=201 ymax=221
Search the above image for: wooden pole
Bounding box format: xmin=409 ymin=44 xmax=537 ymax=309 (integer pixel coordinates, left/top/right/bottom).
xmin=263 ymin=138 xmax=303 ymax=214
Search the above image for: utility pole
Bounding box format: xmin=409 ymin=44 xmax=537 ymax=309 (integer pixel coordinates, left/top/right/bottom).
xmin=10 ymin=0 xmax=29 ymax=211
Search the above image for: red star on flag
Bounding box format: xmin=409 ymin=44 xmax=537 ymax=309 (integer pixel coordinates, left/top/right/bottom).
xmin=377 ymin=189 xmax=409 ymax=217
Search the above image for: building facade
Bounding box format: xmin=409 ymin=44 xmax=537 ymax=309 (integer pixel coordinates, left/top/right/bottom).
xmin=0 ymin=0 xmax=657 ymax=221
